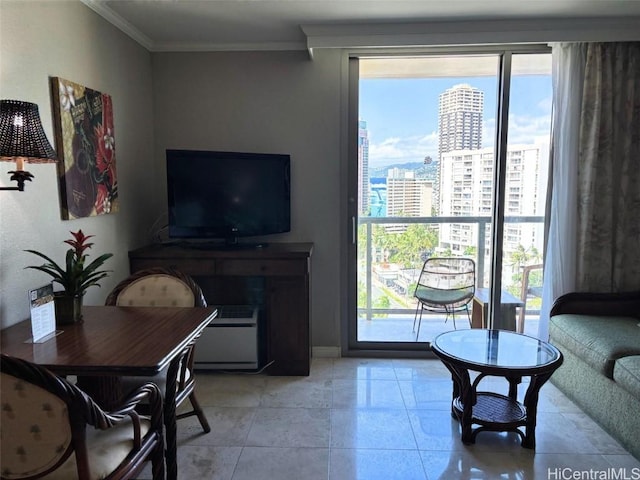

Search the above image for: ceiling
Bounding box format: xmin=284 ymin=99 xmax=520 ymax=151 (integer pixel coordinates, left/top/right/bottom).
xmin=82 ymin=0 xmax=640 ymax=52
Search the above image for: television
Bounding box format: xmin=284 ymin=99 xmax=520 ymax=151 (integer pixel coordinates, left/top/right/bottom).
xmin=166 ymin=149 xmax=291 ymax=245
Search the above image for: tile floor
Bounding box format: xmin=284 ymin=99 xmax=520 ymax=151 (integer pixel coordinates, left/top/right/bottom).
xmin=139 ymin=357 xmax=640 ymax=480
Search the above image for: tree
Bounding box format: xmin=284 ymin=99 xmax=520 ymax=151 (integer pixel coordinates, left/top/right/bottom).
xmin=391 ymin=224 xmax=438 ymax=268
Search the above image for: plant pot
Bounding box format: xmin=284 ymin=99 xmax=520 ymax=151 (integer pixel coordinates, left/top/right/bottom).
xmin=54 ymin=293 xmax=84 ymax=325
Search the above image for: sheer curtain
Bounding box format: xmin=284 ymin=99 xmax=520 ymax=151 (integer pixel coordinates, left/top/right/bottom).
xmin=538 ymin=43 xmax=586 ymax=341
xmin=539 ymin=42 xmax=640 ymax=340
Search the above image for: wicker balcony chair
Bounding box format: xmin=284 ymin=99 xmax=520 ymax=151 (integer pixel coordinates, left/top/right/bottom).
xmin=105 ymin=267 xmax=211 ymax=434
xmin=0 ymin=353 xmax=164 ymax=480
xmin=412 ymin=257 xmax=476 ymax=339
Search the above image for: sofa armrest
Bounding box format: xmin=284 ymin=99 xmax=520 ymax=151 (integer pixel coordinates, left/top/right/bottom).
xmin=550 ymin=291 xmax=640 ymax=318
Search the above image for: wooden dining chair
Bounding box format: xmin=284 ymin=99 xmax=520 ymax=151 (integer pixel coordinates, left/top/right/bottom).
xmin=0 ymin=353 xmax=165 ymax=480
xmin=105 ymin=267 xmax=211 ymax=434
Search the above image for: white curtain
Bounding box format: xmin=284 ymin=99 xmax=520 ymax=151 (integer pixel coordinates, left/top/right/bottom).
xmin=539 ymin=42 xmax=640 ymax=340
xmin=537 ymin=43 xmax=586 ymax=340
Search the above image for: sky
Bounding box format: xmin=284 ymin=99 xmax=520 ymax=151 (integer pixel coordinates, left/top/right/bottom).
xmin=359 ymin=73 xmax=553 ymax=169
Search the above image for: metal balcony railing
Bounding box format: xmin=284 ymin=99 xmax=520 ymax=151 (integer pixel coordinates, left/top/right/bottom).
xmin=358 ymin=215 xmax=544 ymax=321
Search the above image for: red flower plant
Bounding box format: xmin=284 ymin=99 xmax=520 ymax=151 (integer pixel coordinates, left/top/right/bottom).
xmin=25 ymin=230 xmax=113 ymax=297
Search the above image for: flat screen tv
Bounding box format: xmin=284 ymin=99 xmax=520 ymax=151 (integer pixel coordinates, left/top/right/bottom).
xmin=166 ymin=149 xmax=291 ymax=244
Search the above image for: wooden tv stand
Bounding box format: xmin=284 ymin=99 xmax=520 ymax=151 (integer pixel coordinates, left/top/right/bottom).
xmin=128 ymin=242 xmax=313 ymax=375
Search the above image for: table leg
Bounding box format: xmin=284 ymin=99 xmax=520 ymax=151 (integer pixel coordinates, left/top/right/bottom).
xmin=521 ymin=370 xmax=554 ymax=449
xmin=440 ymin=360 xmax=475 ymax=444
xmin=506 ymin=375 xmax=522 ymax=400
xmin=165 ymin=357 xmax=181 ymax=480
xmin=456 ymin=366 xmax=475 ymax=444
xmin=76 ymin=375 xmax=123 ymax=410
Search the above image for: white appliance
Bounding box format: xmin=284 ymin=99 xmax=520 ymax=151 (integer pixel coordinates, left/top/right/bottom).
xmin=194 ymin=305 xmax=259 ymax=370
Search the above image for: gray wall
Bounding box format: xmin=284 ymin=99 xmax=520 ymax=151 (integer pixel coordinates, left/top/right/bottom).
xmin=152 ymin=50 xmax=343 ymax=348
xmin=0 ymin=1 xmax=157 ymax=328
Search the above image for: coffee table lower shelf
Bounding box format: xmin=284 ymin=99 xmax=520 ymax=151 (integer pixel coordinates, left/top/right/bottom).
xmin=453 ymin=391 xmax=528 ymax=445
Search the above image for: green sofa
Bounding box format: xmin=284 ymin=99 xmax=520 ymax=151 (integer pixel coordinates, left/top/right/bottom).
xmin=549 ymin=291 xmax=640 ymax=460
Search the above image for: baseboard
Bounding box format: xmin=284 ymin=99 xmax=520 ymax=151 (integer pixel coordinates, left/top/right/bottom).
xmin=312 ymin=346 xmax=341 ymax=358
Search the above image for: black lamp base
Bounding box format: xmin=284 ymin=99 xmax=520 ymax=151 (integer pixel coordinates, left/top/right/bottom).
xmin=0 ymin=170 xmax=34 ymax=191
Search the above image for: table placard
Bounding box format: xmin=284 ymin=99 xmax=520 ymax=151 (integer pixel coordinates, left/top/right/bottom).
xmin=28 ymin=284 xmax=57 ymax=342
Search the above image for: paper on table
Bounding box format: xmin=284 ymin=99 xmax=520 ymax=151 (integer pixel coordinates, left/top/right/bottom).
xmin=29 ymin=284 xmax=56 ymax=342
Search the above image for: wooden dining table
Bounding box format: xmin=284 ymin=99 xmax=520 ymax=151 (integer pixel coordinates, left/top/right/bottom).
xmin=0 ymin=305 xmax=217 ymax=480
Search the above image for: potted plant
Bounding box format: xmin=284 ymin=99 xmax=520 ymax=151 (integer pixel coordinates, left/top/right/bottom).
xmin=25 ymin=230 xmax=113 ymax=324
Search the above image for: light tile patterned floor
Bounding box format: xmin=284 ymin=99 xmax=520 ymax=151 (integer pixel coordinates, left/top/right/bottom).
xmin=139 ymin=357 xmax=640 ymax=480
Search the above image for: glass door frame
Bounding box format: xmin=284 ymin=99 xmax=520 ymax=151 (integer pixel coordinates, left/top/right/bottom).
xmin=343 ymin=44 xmax=551 ymax=357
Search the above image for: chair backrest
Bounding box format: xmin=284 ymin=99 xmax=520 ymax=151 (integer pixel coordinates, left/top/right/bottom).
xmin=414 ymin=257 xmax=476 ymax=307
xmin=416 ymin=257 xmax=475 ymax=291
xmin=1 ymin=354 xmax=163 ymax=480
xmin=1 ymin=366 xmax=73 ymax=479
xmin=1 ymin=355 xmax=110 ymax=479
xmin=105 ymin=267 xmax=207 ymax=307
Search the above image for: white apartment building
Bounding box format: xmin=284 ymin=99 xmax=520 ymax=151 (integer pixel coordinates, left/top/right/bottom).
xmin=439 ymin=144 xmax=548 ymax=264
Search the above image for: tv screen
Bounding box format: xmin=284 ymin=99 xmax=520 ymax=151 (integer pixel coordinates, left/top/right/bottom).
xmin=166 ymin=149 xmax=291 ymax=242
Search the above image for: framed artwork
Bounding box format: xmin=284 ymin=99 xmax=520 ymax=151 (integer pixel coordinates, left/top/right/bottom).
xmin=50 ymin=77 xmax=118 ymax=219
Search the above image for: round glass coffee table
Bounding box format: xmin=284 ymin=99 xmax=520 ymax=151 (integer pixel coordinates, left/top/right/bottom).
xmin=431 ymin=329 xmax=563 ymax=448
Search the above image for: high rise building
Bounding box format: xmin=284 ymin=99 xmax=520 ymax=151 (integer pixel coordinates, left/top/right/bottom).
xmin=438 ymin=84 xmax=484 ymax=158
xmin=358 ymin=120 xmax=370 ymax=215
xmin=434 ymin=83 xmax=485 ymax=258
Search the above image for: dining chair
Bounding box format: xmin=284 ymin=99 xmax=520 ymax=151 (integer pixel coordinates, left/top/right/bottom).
xmin=105 ymin=267 xmax=211 ymax=433
xmin=0 ymin=353 xmax=164 ymax=480
xmin=412 ymin=257 xmax=476 ymax=339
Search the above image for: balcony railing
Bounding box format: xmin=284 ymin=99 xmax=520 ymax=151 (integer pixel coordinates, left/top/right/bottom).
xmin=358 ymin=215 xmax=544 ymax=322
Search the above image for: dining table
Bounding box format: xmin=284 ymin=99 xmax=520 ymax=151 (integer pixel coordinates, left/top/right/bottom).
xmin=0 ymin=304 xmax=217 ymax=480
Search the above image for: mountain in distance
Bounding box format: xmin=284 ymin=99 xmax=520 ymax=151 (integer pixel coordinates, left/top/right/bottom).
xmin=369 ymin=158 xmax=439 ymax=180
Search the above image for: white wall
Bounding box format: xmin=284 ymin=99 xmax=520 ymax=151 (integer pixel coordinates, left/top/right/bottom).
xmin=152 ymin=50 xmax=343 ymax=348
xmin=0 ymin=1 xmax=157 ymax=328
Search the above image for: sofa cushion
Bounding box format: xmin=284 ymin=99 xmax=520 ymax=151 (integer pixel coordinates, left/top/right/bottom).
xmin=613 ymin=355 xmax=640 ymax=400
xmin=549 ymin=314 xmax=640 ymax=378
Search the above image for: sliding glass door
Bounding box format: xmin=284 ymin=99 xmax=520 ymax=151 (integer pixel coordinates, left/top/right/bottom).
xmin=346 ymin=47 xmax=552 ymax=353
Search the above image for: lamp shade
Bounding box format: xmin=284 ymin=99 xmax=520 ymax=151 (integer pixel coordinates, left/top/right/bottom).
xmin=0 ymin=100 xmax=57 ymax=163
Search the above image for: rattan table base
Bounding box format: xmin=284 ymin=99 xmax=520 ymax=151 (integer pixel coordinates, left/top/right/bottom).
xmin=453 ymin=391 xmax=528 ymax=444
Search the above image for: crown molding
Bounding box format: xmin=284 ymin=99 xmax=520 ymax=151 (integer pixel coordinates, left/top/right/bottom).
xmin=80 ymin=0 xmax=307 ymax=53
xmin=80 ymin=0 xmax=154 ymax=50
xmin=151 ymin=41 xmax=307 ymax=53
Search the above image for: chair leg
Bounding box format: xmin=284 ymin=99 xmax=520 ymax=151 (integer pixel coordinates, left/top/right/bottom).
xmin=189 ymin=392 xmax=211 ymax=433
xmin=413 ymin=305 xmax=423 ymax=341
xmin=150 ymin=432 xmax=165 ymax=480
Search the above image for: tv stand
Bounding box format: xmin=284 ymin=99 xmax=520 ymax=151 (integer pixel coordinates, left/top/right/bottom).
xmin=180 ymin=240 xmax=269 ymax=251
xmin=128 ymin=242 xmax=312 ymax=375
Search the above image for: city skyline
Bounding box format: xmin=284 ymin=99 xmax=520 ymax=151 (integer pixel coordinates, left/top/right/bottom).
xmin=359 ymin=74 xmax=552 ymax=168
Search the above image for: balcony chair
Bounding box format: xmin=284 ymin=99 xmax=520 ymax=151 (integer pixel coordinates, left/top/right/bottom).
xmin=105 ymin=267 xmax=211 ymax=434
xmin=412 ymin=257 xmax=476 ymax=339
xmin=0 ymin=353 xmax=164 ymax=480
xmin=518 ymin=263 xmax=543 ymax=334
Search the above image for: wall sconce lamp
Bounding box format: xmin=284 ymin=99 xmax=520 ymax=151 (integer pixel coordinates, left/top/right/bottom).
xmin=0 ymin=99 xmax=58 ymax=191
